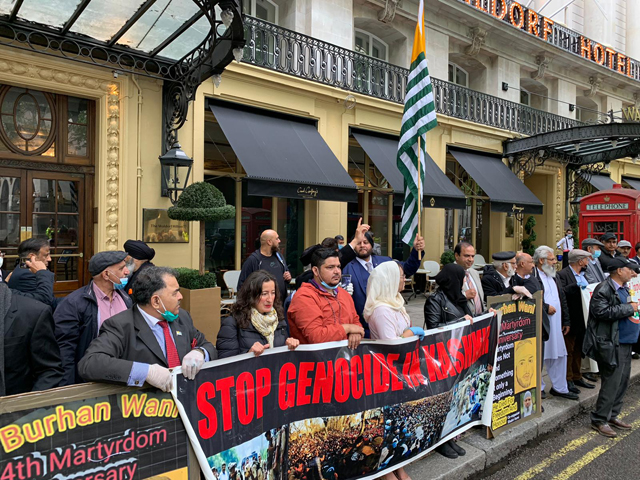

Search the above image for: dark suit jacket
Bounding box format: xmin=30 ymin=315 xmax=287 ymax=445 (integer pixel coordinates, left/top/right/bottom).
xmin=78 ymin=306 xmax=216 ymax=385
xmin=511 ymin=273 xmax=550 ymax=341
xmin=7 ymin=267 xmax=56 ymax=308
xmin=556 ymin=266 xmax=587 ymax=337
xmin=4 ymin=294 xmax=63 ymax=396
xmin=481 ymin=265 xmax=515 ymax=302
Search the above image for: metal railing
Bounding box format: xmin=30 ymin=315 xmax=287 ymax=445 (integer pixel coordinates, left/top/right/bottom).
xmin=241 ymin=16 xmax=583 ymax=136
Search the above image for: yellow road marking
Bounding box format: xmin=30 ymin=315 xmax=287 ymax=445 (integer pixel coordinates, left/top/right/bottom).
xmin=553 ymin=416 xmax=640 ymax=480
xmin=513 ymin=398 xmax=640 ymax=480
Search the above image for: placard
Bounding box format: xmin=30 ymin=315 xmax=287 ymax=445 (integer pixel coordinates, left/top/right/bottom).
xmin=143 ymin=209 xmax=189 ymax=243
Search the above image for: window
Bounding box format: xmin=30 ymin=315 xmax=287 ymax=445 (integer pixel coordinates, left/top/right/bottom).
xmin=243 ymin=0 xmax=279 ymax=24
xmin=354 ymin=29 xmax=389 ymax=95
xmin=354 ymin=29 xmax=388 ymax=61
xmin=520 ymin=89 xmax=531 ymax=106
xmin=448 ymin=63 xmax=468 ymax=87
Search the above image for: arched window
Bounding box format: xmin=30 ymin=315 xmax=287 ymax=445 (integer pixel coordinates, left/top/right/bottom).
xmin=448 ymin=63 xmax=468 ymax=87
xmin=354 ymin=29 xmax=389 ymax=62
xmin=520 ymin=89 xmax=531 ymax=106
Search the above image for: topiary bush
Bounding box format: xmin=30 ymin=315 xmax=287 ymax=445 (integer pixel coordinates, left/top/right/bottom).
xmin=440 ymin=250 xmax=455 ymax=266
xmin=521 ymin=216 xmax=537 ymax=256
xmin=167 ymin=182 xmax=235 ymax=222
xmin=175 ymin=268 xmax=217 ymax=290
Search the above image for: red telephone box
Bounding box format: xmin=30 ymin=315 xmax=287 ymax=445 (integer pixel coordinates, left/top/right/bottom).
xmin=579 ymin=184 xmax=640 ymax=246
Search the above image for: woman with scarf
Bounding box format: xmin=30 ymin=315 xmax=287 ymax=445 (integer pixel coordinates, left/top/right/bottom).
xmin=217 ymin=270 xmax=299 ymax=358
xmin=423 ymin=263 xmax=473 ymax=460
xmin=363 ymin=261 xmax=424 ymax=480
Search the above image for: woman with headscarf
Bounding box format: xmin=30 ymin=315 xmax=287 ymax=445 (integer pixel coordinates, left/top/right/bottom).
xmin=423 ymin=263 xmax=473 ymax=460
xmin=363 ymin=261 xmax=423 ymax=480
xmin=216 ymin=270 xmax=299 ymax=358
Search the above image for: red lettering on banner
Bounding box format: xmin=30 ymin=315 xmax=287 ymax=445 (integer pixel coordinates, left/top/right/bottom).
xmin=409 ymin=349 xmax=426 ymax=386
xmin=278 ymin=362 xmax=296 ymax=410
xmin=423 ymin=344 xmax=444 ymax=382
xmin=447 ymin=338 xmax=464 ymax=374
xmin=387 ymin=353 xmax=404 ymax=391
xmin=216 ymin=376 xmax=235 ymax=431
xmin=363 ymin=354 xmax=373 ymax=396
xmin=236 ymin=372 xmax=255 ymax=425
xmin=312 ymin=361 xmax=334 ymax=404
xmin=401 ymin=352 xmax=414 ymax=389
xmin=197 ymin=382 xmax=217 ymax=439
xmin=296 ymin=362 xmax=314 ymax=407
xmin=350 ymin=356 xmax=364 ymax=400
xmin=372 ymin=353 xmax=391 ymax=394
xmin=436 ymin=343 xmax=455 ymax=379
xmin=334 ymin=358 xmax=350 ymax=403
xmin=256 ymin=368 xmax=271 ymax=419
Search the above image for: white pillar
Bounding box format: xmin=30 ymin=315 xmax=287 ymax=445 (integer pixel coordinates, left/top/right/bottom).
xmin=549 ymin=79 xmax=576 ymax=118
xmin=626 ymin=0 xmax=640 ymax=59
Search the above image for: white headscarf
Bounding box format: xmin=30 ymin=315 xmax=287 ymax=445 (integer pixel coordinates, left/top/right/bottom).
xmin=363 ymin=261 xmax=409 ymax=321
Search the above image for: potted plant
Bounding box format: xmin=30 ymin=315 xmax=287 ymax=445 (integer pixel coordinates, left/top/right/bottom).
xmin=440 ymin=250 xmax=455 ymax=266
xmin=168 ymin=182 xmax=235 ymax=340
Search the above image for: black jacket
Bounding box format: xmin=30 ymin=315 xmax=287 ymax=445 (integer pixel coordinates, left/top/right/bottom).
xmin=54 ymin=281 xmax=132 ymax=386
xmin=238 ymin=250 xmax=289 ymax=299
xmin=7 ymin=267 xmax=56 ymax=308
xmin=4 ymin=294 xmax=63 ymax=396
xmin=556 ymin=266 xmax=587 ymax=337
xmin=511 ymin=273 xmax=550 ymax=341
xmin=481 ymin=265 xmax=515 ymax=302
xmin=583 ymin=278 xmax=634 ymax=367
xmin=423 ymin=289 xmax=472 ymax=330
xmin=127 ymin=260 xmax=154 ymax=295
xmin=216 ymin=315 xmax=289 ymax=359
xmin=598 ymin=250 xmax=618 ymax=271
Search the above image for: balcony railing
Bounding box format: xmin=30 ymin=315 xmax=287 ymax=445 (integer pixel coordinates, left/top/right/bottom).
xmin=241 ymin=16 xmax=583 ymax=136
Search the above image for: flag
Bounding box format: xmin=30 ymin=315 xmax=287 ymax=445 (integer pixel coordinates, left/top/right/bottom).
xmin=396 ymin=0 xmax=437 ymax=246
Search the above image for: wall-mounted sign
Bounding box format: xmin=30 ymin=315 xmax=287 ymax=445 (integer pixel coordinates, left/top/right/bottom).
xmin=623 ymin=107 xmax=640 ymax=122
xmin=459 ymin=0 xmax=638 ymax=80
xmin=143 ymin=209 xmax=189 ymax=243
xmin=585 ymin=203 xmax=629 ymax=211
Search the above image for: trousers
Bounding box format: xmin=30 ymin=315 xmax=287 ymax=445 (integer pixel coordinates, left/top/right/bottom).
xmin=592 ymin=344 xmax=632 ymax=425
xmin=564 ymin=333 xmax=584 ymax=382
xmin=541 ymin=356 xmax=569 ymax=394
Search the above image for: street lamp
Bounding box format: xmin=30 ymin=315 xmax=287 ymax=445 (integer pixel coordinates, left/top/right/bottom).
xmin=159 ymin=142 xmax=193 ymax=204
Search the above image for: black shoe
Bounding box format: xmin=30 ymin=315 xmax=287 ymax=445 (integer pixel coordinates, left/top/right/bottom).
xmin=632 ymin=352 xmax=640 ymax=360
xmin=567 ymin=381 xmax=581 ymax=394
xmin=435 ymin=441 xmax=459 ymax=459
xmin=550 ymin=388 xmax=579 ymax=400
xmin=541 ymin=390 xmax=547 ymax=399
xmin=541 ymin=405 xmax=545 ymax=413
xmin=448 ymin=440 xmax=466 ymax=457
xmin=575 ymin=378 xmax=596 ymax=389
xmin=583 ymin=373 xmax=598 ymax=382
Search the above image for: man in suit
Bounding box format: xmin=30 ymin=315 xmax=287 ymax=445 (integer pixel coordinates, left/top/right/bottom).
xmin=6 ymin=238 xmax=55 ymax=308
xmin=556 ymin=249 xmax=596 ymax=393
xmin=454 ymin=242 xmax=484 ymax=315
xmin=533 ymin=246 xmax=578 ymax=400
xmin=54 ymin=250 xmax=132 ymax=385
xmin=0 ymin=282 xmax=63 ymax=396
xmin=0 ymin=250 xmax=7 ymax=283
xmin=79 ymin=266 xmax=216 ymax=391
xmin=482 ymin=251 xmax=531 ymax=302
xmin=342 ymin=231 xmax=424 ymax=334
xmin=630 ymin=242 xmax=640 ymax=265
xmin=583 ymin=238 xmax=606 ymax=284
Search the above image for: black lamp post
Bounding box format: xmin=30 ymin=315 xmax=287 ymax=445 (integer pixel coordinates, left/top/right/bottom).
xmin=159 ymin=142 xmax=193 ymax=204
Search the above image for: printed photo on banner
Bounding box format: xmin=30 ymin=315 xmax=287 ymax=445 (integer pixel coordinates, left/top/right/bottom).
xmin=514 ymin=339 xmax=537 ymax=394
xmin=441 ymin=364 xmax=492 ymax=437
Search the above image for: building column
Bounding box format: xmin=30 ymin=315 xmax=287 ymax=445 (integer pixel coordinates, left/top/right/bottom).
xmin=426 ymin=28 xmax=449 ymax=82
xmin=486 ymin=57 xmax=520 ymax=103
xmin=548 ymin=78 xmax=576 ymax=118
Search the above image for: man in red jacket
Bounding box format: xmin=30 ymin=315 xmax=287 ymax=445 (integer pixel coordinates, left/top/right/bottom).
xmin=288 ymin=248 xmax=364 ymax=349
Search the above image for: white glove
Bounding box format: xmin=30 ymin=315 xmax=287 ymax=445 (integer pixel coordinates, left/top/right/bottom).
xmin=182 ymin=349 xmax=206 ymax=380
xmin=146 ymin=364 xmax=173 ymax=392
xmin=513 ymin=285 xmax=532 ymax=298
xmin=346 ymin=283 xmax=354 ymax=295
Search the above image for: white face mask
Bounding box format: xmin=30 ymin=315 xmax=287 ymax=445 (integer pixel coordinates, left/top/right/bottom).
xmin=0 ymin=256 xmax=3 ymax=269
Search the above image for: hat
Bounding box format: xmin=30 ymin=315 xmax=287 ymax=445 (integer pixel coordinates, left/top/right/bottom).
xmin=491 ymin=251 xmax=516 ymax=261
xmin=364 ymin=231 xmax=375 ymax=248
xmin=123 ymin=239 xmax=155 ymax=261
xmin=618 ymin=240 xmax=632 ymax=248
xmin=568 ymin=249 xmax=592 ymax=263
xmin=582 ymin=238 xmax=604 ymax=248
xmin=601 ymin=232 xmax=617 ymax=242
xmin=88 ymin=251 xmax=128 ymax=276
xmin=606 ymin=256 xmax=640 ymax=273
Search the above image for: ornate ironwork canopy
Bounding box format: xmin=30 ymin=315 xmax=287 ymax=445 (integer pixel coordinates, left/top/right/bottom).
xmin=0 ymin=0 xmax=245 ymax=151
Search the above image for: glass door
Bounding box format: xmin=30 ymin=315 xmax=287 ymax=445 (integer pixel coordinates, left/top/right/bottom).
xmin=0 ymin=168 xmax=25 ymax=271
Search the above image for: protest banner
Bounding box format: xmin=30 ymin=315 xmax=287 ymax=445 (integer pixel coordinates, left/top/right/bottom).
xmin=171 ymin=313 xmax=499 ymax=480
xmin=487 ymin=292 xmax=542 ymax=435
xmin=580 ymin=283 xmax=600 ymax=374
xmin=0 ymin=386 xmax=189 ymax=480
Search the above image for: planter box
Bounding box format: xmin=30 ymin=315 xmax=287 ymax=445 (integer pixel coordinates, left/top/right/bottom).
xmin=180 ymin=286 xmax=221 ymax=344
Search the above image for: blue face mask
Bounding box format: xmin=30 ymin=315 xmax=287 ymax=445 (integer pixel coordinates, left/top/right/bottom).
xmin=593 ymin=250 xmax=601 ymax=259
xmin=338 ymin=244 xmax=344 ymax=250
xmin=321 ymin=281 xmax=339 ymax=291
xmin=108 ymin=271 xmax=128 ymax=290
xmin=156 ymin=298 xmax=179 ymax=322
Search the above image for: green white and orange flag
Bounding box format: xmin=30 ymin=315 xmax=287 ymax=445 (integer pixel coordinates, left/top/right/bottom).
xmin=396 ymin=0 xmax=437 ymax=246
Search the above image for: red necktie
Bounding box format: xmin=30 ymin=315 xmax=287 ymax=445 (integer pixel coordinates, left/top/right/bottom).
xmin=158 ymin=320 xmax=181 ymax=368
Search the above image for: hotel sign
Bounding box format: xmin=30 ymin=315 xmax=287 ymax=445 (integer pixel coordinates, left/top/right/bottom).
xmin=459 ymin=0 xmax=638 ymax=79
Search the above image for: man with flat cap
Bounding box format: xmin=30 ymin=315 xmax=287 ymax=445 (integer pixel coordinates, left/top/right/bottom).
xmin=584 ymin=256 xmax=640 ymax=437
xmin=617 ymin=240 xmax=633 ymax=259
xmin=582 ymin=238 xmax=606 ymax=284
xmin=598 ymin=233 xmax=619 ymax=271
xmin=481 ymin=251 xmax=531 ymax=302
xmin=557 ymin=249 xmax=596 ymax=392
xmin=124 ymin=239 xmax=156 ymax=295
xmin=54 ymin=251 xmax=131 ymax=385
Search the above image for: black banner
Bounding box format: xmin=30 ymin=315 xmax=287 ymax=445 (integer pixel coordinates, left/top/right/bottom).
xmin=0 ymin=389 xmax=188 ymax=479
xmin=174 ymin=314 xmax=499 ymax=480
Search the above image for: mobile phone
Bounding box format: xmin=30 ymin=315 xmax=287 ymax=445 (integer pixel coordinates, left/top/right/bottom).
xmin=19 ymin=257 xmax=29 ymax=269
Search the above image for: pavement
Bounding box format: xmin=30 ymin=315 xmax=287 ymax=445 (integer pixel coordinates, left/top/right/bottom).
xmin=400 ymin=295 xmax=640 ymax=480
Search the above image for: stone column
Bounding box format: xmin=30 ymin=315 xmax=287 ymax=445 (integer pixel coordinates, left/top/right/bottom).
xmin=626 ymin=0 xmax=640 ymax=59
xmin=548 ymin=78 xmax=577 ymax=118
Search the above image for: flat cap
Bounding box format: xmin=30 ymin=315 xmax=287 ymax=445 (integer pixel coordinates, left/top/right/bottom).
xmin=88 ymin=251 xmax=128 ymax=276
xmin=606 ymin=256 xmax=640 ymax=273
xmin=618 ymin=240 xmax=632 ymax=248
xmin=568 ymin=249 xmax=592 ymax=263
xmin=582 ymin=238 xmax=604 ymax=248
xmin=492 ymin=251 xmax=516 ymax=261
xmin=600 ymin=232 xmax=617 ymax=242
xmin=124 ymin=239 xmax=156 ymax=261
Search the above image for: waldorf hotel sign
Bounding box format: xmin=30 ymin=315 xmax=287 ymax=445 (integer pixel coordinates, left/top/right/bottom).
xmin=459 ymin=0 xmax=639 ymax=80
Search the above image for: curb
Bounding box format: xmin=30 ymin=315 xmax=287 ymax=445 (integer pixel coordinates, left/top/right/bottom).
xmin=404 ymin=361 xmax=640 ymax=479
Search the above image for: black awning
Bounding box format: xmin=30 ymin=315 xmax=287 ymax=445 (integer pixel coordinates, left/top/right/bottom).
xmin=210 ymin=102 xmax=357 ymax=202
xmin=623 ymin=176 xmax=640 ymax=191
xmin=449 ymin=148 xmax=543 ymax=215
xmin=352 ymin=130 xmax=467 ymax=209
xmin=589 ymin=174 xmax=616 ymax=191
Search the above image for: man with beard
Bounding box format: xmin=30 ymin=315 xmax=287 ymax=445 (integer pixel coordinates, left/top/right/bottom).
xmin=238 ymin=229 xmax=291 ymax=303
xmin=522 ymin=391 xmax=534 ymax=417
xmin=557 ymin=249 xmax=596 ymax=392
xmin=123 ymin=239 xmax=155 ymax=295
xmin=342 ymin=231 xmax=424 ymax=333
xmin=598 ymin=232 xmax=619 ymax=271
xmin=533 ymin=246 xmax=578 ymax=400
xmin=481 ymin=251 xmax=530 ymax=301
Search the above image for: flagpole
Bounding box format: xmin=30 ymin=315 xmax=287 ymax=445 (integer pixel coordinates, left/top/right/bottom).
xmin=417 ymin=135 xmax=423 ymax=261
